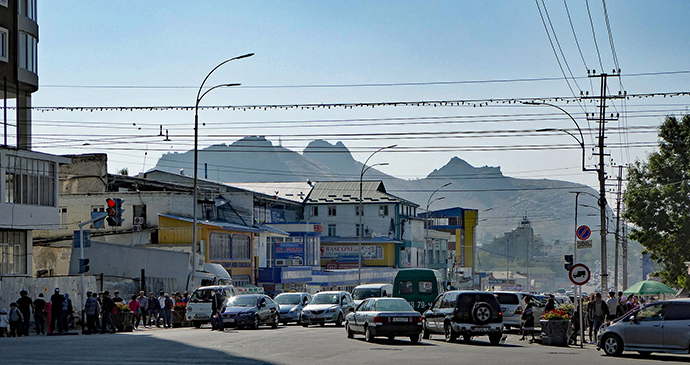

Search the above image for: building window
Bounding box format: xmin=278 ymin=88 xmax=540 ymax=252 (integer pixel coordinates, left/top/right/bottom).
xmin=379 ymin=205 xmax=388 ymax=217
xmin=356 ymin=224 xmax=363 ymax=237
xmin=18 ymin=0 xmax=37 ymax=21
xmin=210 ymin=232 xmax=232 ymax=260
xmin=18 ymin=31 xmax=38 ymax=74
xmin=59 ymin=207 xmax=68 ymax=229
xmin=355 ymin=205 xmax=363 ymax=216
xmin=232 ymin=234 xmax=251 ymax=260
xmin=328 ymin=224 xmax=336 ymax=237
xmin=328 ymin=206 xmax=336 ymax=217
xmin=311 ymin=206 xmax=318 ymax=217
xmin=0 ymin=27 xmax=8 ymax=63
xmin=0 ymin=230 xmax=27 ymax=275
xmin=4 ymin=155 xmax=56 ymax=207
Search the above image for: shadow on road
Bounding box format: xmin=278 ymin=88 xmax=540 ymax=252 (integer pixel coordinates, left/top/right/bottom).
xmin=616 ymin=353 xmax=690 ymax=363
xmin=427 ymin=336 xmax=524 ymax=348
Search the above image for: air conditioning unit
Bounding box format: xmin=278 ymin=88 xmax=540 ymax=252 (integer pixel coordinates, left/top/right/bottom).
xmin=134 ymin=217 xmax=145 ymax=225
xmin=274 ymin=259 xmax=286 ymax=266
xmin=132 ymin=225 xmax=142 ymax=232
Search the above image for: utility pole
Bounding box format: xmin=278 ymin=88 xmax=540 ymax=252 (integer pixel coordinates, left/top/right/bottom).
xmin=586 ymin=71 xmax=621 ymax=294
xmin=613 ymin=165 xmax=623 ymax=291
xmin=622 ymin=218 xmax=628 ymax=289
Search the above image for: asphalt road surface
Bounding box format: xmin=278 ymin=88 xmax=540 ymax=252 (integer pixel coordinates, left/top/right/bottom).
xmin=1 ymin=324 xmax=688 ymax=365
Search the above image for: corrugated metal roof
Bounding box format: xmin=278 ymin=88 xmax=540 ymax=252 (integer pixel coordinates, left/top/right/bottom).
xmin=225 ymin=182 xmax=313 ymax=203
xmin=307 ymin=181 xmax=417 ymax=206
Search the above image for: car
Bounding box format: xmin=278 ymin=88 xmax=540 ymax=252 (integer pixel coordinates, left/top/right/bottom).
xmin=352 ymin=283 xmax=393 ymax=307
xmin=423 ymin=290 xmax=504 ymax=345
xmin=345 ymin=297 xmax=424 ymax=344
xmin=186 ymin=285 xmax=235 ymax=328
xmin=597 ymin=298 xmax=690 ymax=357
xmin=274 ymin=292 xmax=312 ymax=325
xmin=492 ymin=291 xmax=544 ymax=331
xmin=221 ymin=294 xmax=280 ymax=329
xmin=301 ymin=291 xmax=354 ymax=327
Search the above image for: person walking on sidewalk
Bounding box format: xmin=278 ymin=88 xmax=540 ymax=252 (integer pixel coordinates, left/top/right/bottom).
xmin=211 ymin=289 xmax=225 ymax=331
xmin=33 ymin=293 xmax=46 ymax=335
xmin=587 ymin=292 xmax=609 ymax=343
xmin=129 ymin=295 xmax=141 ymax=329
xmin=8 ymin=303 xmax=24 ymax=337
xmin=84 ymin=291 xmax=98 ymax=334
xmin=100 ymin=291 xmax=116 ymax=334
xmin=148 ymin=292 xmax=160 ymax=327
xmin=137 ymin=291 xmax=149 ymax=328
xmin=0 ymin=308 xmax=9 ymax=337
xmin=163 ymin=293 xmax=174 ymax=328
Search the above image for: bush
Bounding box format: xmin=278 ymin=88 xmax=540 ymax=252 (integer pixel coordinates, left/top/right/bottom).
xmin=556 ymin=303 xmax=574 ymax=314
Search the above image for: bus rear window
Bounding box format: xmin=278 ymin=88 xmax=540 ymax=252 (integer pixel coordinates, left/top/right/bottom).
xmin=418 ymin=281 xmax=433 ymax=294
xmin=398 ymin=281 xmax=414 ymax=295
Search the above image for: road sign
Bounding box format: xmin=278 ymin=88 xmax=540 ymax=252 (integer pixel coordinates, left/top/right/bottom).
xmin=73 ymin=230 xmax=91 ymax=248
xmin=577 ymin=240 xmax=593 ymax=249
xmin=576 ymin=225 xmax=591 ymax=240
xmin=569 ymin=263 xmax=591 ymax=286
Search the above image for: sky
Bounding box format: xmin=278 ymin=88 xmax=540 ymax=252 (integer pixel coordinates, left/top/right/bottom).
xmin=13 ymin=1 xmax=690 ymax=192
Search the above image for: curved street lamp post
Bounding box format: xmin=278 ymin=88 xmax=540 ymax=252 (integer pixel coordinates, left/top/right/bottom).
xmin=192 ymin=53 xmax=254 ymax=290
xmin=424 ymin=182 xmax=452 ymax=268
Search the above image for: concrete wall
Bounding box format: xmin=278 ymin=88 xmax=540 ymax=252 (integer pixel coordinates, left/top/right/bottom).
xmin=59 ymin=154 xmax=108 ymax=194
xmin=33 ymin=246 xmax=72 ymax=276
xmin=0 ymin=275 xmax=98 ymax=318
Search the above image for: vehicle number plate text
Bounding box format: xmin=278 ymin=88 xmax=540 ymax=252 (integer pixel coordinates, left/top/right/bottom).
xmin=392 ymin=317 xmax=408 ymax=322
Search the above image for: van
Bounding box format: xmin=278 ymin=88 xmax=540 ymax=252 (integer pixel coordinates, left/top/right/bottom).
xmin=393 ymin=269 xmax=445 ymax=313
xmin=351 ymin=283 xmax=394 ymax=307
xmin=186 ymin=285 xmax=235 ymax=328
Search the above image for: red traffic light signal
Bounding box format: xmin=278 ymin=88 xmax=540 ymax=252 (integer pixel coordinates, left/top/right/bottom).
xmin=106 ymin=198 xmax=116 ymax=208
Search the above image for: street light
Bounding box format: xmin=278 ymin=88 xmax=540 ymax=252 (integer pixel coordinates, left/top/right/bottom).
xmin=192 ymin=53 xmax=253 ymax=290
xmin=424 ymin=182 xmax=452 ymax=268
xmin=528 ymin=100 xmax=610 ymax=294
xmin=358 ymin=144 xmax=396 ymax=285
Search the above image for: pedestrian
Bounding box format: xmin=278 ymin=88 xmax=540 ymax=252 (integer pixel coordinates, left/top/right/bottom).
xmin=62 ymin=293 xmax=73 ymax=332
xmin=519 ymin=296 xmax=535 ymax=342
xmin=16 ymin=290 xmax=33 ymax=336
xmin=100 ymin=291 xmax=116 ymax=334
xmin=112 ymin=291 xmax=125 ymax=304
xmin=8 ymin=302 xmax=24 ymax=337
xmin=163 ymin=293 xmax=173 ymax=328
xmin=92 ymin=292 xmax=102 ymax=333
xmin=182 ymin=291 xmax=189 ymax=303
xmin=211 ymin=289 xmax=224 ymax=331
xmin=84 ymin=291 xmax=98 ymax=334
xmin=129 ymin=295 xmax=141 ymax=329
xmin=50 ymin=288 xmax=65 ymax=333
xmin=157 ymin=291 xmax=166 ymax=326
xmin=568 ymin=299 xmax=582 ymax=345
xmin=33 ymin=293 xmax=46 ymax=335
xmin=630 ymin=295 xmax=641 ymax=311
xmin=587 ymin=292 xmax=609 ymax=343
xmin=0 ymin=308 xmax=8 ymax=337
xmin=137 ymin=291 xmax=149 ymax=328
xmin=544 ymin=294 xmax=556 ymax=313
xmin=147 ymin=292 xmax=160 ymax=327
xmin=605 ymin=291 xmax=617 ymax=321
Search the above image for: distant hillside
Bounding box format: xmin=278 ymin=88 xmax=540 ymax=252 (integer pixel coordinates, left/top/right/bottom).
xmin=154 ymin=136 xmax=603 ymax=240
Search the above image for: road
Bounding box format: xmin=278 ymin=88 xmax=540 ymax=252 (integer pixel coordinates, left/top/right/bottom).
xmin=1 ymin=324 xmax=688 ymax=365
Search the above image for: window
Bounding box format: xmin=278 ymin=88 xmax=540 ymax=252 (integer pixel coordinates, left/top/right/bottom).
xmin=90 ymin=205 xmax=105 ymax=229
xmin=398 ymin=281 xmax=414 ymax=295
xmin=327 ymin=224 xmax=336 ymax=237
xmin=4 ymin=155 xmax=55 ymax=206
xmin=59 ymin=207 xmax=68 ymax=229
xmin=664 ymin=303 xmax=690 ymax=320
xmin=636 ymin=303 xmax=667 ymax=321
xmin=210 ymin=232 xmax=232 ymax=260
xmin=18 ymin=0 xmax=37 ymax=21
xmin=232 ymin=234 xmax=251 ymax=260
xmin=0 ymin=0 xmax=7 ymax=8
xmin=356 ymin=224 xmax=363 ymax=237
xmin=379 ymin=205 xmax=388 ymax=217
xmin=0 ymin=27 xmax=8 ymax=63
xmin=355 ymin=205 xmax=363 ymax=216
xmin=18 ymin=31 xmax=38 ymax=74
xmin=311 ymin=206 xmax=318 ymax=217
xmin=0 ymin=230 xmax=27 ymax=275
xmin=328 ymin=206 xmax=336 ymax=216
xmin=418 ymin=281 xmax=434 ymax=295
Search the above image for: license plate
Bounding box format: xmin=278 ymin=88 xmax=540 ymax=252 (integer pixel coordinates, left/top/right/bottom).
xmin=194 ymin=314 xmax=208 ymax=318
xmin=227 ymin=318 xmax=235 ymax=323
xmin=472 ymin=326 xmax=490 ymax=332
xmin=392 ymin=317 xmax=409 ymax=322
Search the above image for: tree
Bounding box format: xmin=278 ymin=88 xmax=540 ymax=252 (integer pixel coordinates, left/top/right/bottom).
xmin=624 ymin=115 xmax=690 ymax=289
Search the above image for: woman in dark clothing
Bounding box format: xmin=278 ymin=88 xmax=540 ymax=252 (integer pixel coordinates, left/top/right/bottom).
xmin=544 ymin=295 xmax=556 ymax=313
xmin=520 ymin=296 xmax=535 ymax=342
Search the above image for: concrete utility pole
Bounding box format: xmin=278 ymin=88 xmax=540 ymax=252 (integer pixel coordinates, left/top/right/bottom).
xmin=622 ymin=219 xmax=628 ymax=289
xmin=614 ymin=165 xmax=624 ymax=291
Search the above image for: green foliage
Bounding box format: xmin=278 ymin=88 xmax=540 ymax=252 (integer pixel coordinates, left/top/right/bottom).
xmin=624 ymin=115 xmax=690 ymax=290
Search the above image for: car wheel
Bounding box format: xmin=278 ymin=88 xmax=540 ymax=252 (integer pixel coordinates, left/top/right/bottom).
xmin=252 ymin=316 xmax=260 ymax=330
xmin=602 ymin=334 xmax=623 ymax=356
xmin=193 ymin=321 xmax=202 ymax=329
xmin=410 ymin=333 xmax=422 ymax=344
xmin=489 ymin=333 xmax=502 ymax=346
xmin=638 ymin=351 xmax=652 ymax=357
xmin=346 ymin=322 xmax=354 ymax=339
xmin=422 ymin=320 xmax=431 ymax=340
xmin=472 ymin=303 xmax=494 ymax=325
xmin=302 ymin=323 xmax=309 ymax=328
xmin=463 ymin=334 xmax=472 ymax=342
xmin=365 ymin=326 xmax=374 ymax=343
xmin=388 ymin=335 xmax=395 ymax=341
xmin=444 ymin=322 xmax=457 ymax=342
xmin=335 ymin=314 xmax=343 ymax=327
xmin=271 ymin=314 xmax=278 ymax=329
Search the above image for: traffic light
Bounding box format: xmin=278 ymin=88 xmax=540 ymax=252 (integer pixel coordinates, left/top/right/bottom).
xmin=79 ymin=258 xmax=90 ymax=273
xmin=564 ymin=254 xmax=574 ymax=271
xmin=105 ymin=198 xmax=125 ymax=226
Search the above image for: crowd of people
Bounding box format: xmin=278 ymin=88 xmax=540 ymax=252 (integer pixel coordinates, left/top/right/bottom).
xmin=568 ymin=290 xmax=644 ymax=345
xmin=0 ymin=288 xmax=189 ymax=337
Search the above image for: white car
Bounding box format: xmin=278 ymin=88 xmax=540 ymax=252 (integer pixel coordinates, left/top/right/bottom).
xmin=301 ymin=291 xmax=354 ymax=327
xmin=493 ymin=291 xmax=544 ymax=331
xmin=186 ymin=285 xmax=235 ymax=328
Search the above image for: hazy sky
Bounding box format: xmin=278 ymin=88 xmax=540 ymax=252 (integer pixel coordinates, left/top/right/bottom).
xmin=19 ymin=1 xmax=690 ymax=191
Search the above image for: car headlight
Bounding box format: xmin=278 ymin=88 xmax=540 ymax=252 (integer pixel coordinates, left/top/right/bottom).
xmin=289 ymin=307 xmax=299 ymax=313
xmin=326 ymin=308 xmax=337 ymax=313
xmin=187 ymin=307 xmax=192 ymax=312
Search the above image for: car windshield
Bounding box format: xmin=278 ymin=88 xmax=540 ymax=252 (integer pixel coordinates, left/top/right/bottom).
xmin=228 ymin=296 xmax=258 ymax=307
xmin=274 ymin=294 xmax=301 ymax=305
xmin=352 ymin=288 xmax=381 ymax=300
xmin=189 ymin=289 xmax=216 ymax=303
xmin=374 ymin=299 xmax=414 ymax=312
xmin=311 ymin=293 xmax=339 ymax=305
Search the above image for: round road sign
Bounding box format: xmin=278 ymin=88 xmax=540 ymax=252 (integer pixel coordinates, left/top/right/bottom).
xmin=569 ymin=263 xmax=591 ymax=286
xmin=576 ymin=225 xmax=592 ymax=241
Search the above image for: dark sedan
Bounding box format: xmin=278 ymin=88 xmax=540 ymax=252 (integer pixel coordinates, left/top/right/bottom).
xmin=345 ymin=298 xmax=424 ymax=344
xmin=222 ymin=294 xmax=280 ymax=329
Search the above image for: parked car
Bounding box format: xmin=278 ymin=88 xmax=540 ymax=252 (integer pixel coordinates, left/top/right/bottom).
xmin=493 ymin=291 xmax=544 ymax=331
xmin=345 ymin=297 xmax=424 ymax=344
xmin=301 ymin=291 xmax=354 ymax=327
xmin=221 ymin=294 xmax=280 ymax=329
xmin=597 ymin=299 xmax=690 ymax=357
xmin=423 ymin=290 xmax=504 ymax=345
xmin=274 ymin=292 xmax=312 ymax=325
xmin=186 ymin=285 xmax=235 ymax=328
xmin=352 ymin=283 xmax=393 ymax=307
xmin=394 ymin=269 xmax=445 ymax=313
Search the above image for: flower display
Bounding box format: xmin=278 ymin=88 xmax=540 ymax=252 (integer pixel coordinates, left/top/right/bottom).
xmin=542 ymin=309 xmax=570 ymax=321
xmin=174 ymin=302 xmax=187 ymax=311
xmin=556 ymin=303 xmax=574 ymax=314
xmin=116 ymin=303 xmax=131 ymax=312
